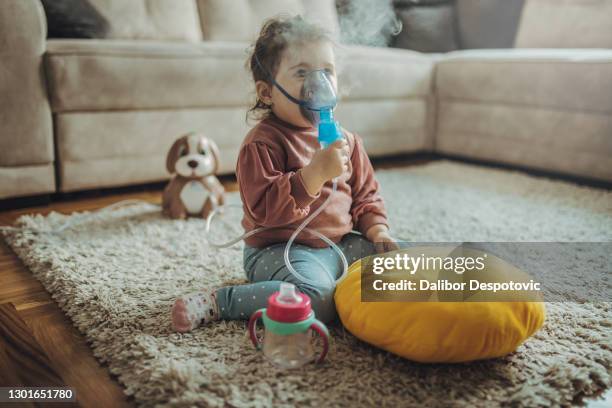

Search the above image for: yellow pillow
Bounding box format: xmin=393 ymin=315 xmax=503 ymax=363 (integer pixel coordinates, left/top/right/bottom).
xmin=334 ymin=247 xmax=546 ymax=363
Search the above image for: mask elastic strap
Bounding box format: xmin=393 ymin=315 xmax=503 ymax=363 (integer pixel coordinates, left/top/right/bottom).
xmin=253 ymin=52 xmax=322 ymax=111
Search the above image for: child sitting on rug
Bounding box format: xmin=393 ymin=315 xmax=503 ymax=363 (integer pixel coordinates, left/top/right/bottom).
xmin=171 ymin=15 xmax=399 ymax=332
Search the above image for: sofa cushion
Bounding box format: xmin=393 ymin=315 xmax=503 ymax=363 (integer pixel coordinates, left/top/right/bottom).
xmin=436 ymin=49 xmax=612 ymax=182
xmin=88 ymin=0 xmax=202 ymax=42
xmin=436 ymin=101 xmax=612 ymax=181
xmin=338 ymin=45 xmax=435 ymax=101
xmin=44 ymin=40 xmax=435 ymax=112
xmin=515 ymin=0 xmax=612 ymax=48
xmin=393 ymin=2 xmax=459 ymax=53
xmin=436 ymin=49 xmax=612 ymax=114
xmin=0 ymin=164 xmax=56 ymax=199
xmin=45 ymin=39 xmax=253 ymax=112
xmin=197 ymin=0 xmax=339 ymax=42
xmin=336 ymin=99 xmax=432 ymax=156
xmin=336 ymin=0 xmax=400 ymax=47
xmin=53 ymin=98 xmax=433 ymax=192
xmin=41 ymin=0 xmax=110 ymax=39
xmin=455 ymin=0 xmax=524 ymax=49
xmin=54 ymin=107 xmax=249 ymax=191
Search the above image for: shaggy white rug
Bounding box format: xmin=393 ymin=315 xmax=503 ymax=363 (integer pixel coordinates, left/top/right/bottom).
xmin=3 ymin=161 xmax=611 ymax=407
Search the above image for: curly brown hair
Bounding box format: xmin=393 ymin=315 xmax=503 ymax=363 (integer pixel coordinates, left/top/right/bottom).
xmin=246 ymin=15 xmax=334 ymax=123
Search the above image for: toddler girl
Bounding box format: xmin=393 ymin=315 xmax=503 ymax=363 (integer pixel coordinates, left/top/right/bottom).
xmin=171 ymin=16 xmax=398 ymax=332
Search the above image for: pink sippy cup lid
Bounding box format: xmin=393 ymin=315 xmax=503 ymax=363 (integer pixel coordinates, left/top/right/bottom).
xmin=266 ymin=283 xmax=312 ymax=323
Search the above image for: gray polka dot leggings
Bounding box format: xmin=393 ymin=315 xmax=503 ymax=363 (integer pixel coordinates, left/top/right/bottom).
xmin=214 ymin=232 xmax=377 ymax=324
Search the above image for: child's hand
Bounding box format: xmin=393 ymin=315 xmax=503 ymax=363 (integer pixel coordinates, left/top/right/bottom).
xmin=301 ymin=139 xmax=350 ymax=195
xmin=366 ymin=224 xmax=400 ymax=254
xmin=312 ymin=139 xmax=350 ymax=180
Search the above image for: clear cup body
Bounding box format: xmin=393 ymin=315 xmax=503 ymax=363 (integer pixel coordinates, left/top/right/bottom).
xmin=262 ymin=330 xmax=315 ymax=369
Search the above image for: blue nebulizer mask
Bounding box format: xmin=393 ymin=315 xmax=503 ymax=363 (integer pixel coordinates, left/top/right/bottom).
xmin=205 ymin=55 xmax=351 ymax=288
xmin=254 ymin=55 xmax=344 ymax=148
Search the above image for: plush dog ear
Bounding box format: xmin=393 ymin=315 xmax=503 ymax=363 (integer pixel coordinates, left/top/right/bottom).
xmin=205 ymin=138 xmax=221 ymax=174
xmin=166 ymin=136 xmax=187 ymax=174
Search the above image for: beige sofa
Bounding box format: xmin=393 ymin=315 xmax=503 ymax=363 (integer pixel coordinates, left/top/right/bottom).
xmin=1 ymin=0 xmax=611 ymax=200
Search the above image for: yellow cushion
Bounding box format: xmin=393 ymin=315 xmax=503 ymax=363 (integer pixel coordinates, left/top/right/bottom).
xmin=334 ymin=247 xmax=546 ymax=363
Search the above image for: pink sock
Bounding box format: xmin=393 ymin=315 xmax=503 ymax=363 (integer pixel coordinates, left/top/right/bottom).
xmin=171 ymin=289 xmax=219 ymax=332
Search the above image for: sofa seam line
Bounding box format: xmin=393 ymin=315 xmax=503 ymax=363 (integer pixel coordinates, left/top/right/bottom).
xmin=438 ymin=98 xmax=612 ymax=116
xmin=49 ymin=96 xmax=431 ymax=114
xmin=438 ymin=59 xmax=612 ymax=65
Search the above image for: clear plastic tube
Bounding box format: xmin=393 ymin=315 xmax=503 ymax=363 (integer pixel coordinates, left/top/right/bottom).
xmin=205 ymin=179 xmax=349 ymax=287
xmin=0 ymin=199 xmax=160 ymax=234
xmin=282 ymin=178 xmax=347 ymax=286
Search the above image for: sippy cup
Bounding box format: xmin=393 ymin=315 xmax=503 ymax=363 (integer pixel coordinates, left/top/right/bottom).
xmin=248 ymin=282 xmax=329 ymax=369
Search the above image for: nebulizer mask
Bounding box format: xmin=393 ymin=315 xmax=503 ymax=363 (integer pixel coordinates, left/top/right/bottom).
xmin=205 ymin=55 xmax=349 ymax=288
xmin=268 ymin=67 xmax=343 ymax=147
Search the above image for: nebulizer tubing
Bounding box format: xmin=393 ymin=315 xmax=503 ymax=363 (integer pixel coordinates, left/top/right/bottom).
xmin=205 ymin=174 xmax=348 ymax=288
xmin=280 ymin=106 xmax=349 ymax=287
xmin=0 ymin=199 xmax=161 ymax=235
xmin=282 ymin=177 xmax=348 ymax=286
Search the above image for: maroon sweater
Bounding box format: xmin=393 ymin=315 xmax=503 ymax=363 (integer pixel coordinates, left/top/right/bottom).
xmin=236 ymin=114 xmax=388 ymax=248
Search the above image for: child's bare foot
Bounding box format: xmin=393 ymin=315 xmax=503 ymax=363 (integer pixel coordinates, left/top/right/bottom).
xmin=171 ymin=289 xmax=219 ymax=332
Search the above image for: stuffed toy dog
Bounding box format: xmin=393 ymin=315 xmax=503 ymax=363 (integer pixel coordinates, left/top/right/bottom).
xmin=162 ymin=132 xmax=225 ymax=219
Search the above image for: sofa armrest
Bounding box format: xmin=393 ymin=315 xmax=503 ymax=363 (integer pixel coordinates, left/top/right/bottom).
xmin=0 ymin=0 xmax=54 ymax=168
xmin=0 ymin=0 xmax=46 ymax=54
xmin=0 ymin=0 xmax=55 ymax=197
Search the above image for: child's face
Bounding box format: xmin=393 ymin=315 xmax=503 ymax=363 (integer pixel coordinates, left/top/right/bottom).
xmin=258 ymin=40 xmax=337 ymax=128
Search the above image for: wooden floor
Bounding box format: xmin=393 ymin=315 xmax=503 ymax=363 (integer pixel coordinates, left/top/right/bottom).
xmin=1 ymin=157 xmax=610 ymax=407
xmin=0 ymin=190 xmax=171 ymax=407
